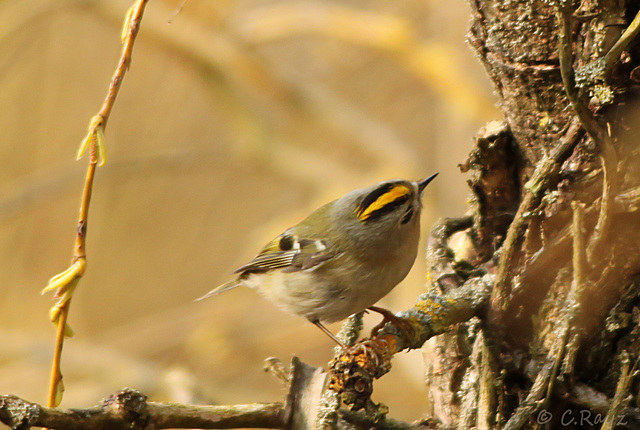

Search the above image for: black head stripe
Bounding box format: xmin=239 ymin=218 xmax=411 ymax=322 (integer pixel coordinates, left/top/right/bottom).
xmin=356 ymin=183 xmax=412 ymax=222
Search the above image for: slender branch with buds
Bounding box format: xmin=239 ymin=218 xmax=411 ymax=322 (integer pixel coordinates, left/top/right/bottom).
xmin=41 ymin=0 xmax=149 ymax=409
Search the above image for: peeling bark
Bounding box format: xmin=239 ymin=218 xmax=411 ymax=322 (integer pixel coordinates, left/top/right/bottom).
xmin=420 ymin=0 xmax=640 ymax=427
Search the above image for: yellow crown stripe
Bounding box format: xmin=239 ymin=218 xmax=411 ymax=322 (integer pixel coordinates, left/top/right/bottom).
xmin=358 ymin=184 xmax=410 ymax=220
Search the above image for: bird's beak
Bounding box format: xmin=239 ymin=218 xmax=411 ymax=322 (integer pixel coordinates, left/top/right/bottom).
xmin=418 ymin=172 xmax=438 ymax=194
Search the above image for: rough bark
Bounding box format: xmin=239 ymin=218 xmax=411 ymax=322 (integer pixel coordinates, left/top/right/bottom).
xmin=421 ymin=0 xmax=640 ymax=428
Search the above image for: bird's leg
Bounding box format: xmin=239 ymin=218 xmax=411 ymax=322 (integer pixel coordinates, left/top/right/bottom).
xmin=368 ymin=305 xmax=415 ymax=339
xmin=312 ymin=319 xmax=347 ymax=349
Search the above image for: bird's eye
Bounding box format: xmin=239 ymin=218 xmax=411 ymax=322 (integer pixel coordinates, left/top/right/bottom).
xmin=401 ymin=207 xmax=414 ymax=224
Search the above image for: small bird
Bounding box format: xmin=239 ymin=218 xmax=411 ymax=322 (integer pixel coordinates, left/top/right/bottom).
xmin=197 ymin=174 xmax=438 ymax=347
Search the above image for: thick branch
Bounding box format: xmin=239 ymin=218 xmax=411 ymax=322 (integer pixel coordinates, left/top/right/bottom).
xmin=338 ymin=410 xmax=425 ymax=430
xmin=0 ymin=389 xmax=285 ymax=430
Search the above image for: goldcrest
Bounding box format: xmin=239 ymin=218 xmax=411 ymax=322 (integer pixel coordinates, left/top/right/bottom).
xmin=197 ymin=174 xmax=438 ymax=346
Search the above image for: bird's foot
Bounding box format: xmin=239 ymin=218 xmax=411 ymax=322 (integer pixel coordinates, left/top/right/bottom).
xmin=368 ymin=306 xmax=415 ymax=340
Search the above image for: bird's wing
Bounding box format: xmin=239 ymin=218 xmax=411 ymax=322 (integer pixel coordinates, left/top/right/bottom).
xmin=234 ymin=234 xmax=334 ymax=275
xmin=196 ymin=234 xmax=335 ymax=301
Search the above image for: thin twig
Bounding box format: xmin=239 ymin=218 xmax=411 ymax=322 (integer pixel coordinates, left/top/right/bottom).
xmin=569 ymin=201 xmax=587 ymax=302
xmin=601 ymin=352 xmax=635 ymax=430
xmin=491 ymin=118 xmax=583 ymax=314
xmin=586 ymin=131 xmax=619 ymax=264
xmin=604 ymin=9 xmax=640 ymax=78
xmin=507 ymin=201 xmax=589 ymax=430
xmin=45 ymin=154 xmax=99 ymax=409
xmin=99 ymin=1 xmax=148 ymax=127
xmin=167 ymin=0 xmax=188 ymax=24
xmin=542 ymin=202 xmax=587 ymax=406
xmin=477 ymin=332 xmax=496 ymax=430
xmin=42 ymin=0 xmax=149 ymax=409
xmin=556 ymin=3 xmax=620 ymax=266
xmin=556 ymin=4 xmax=605 ymax=144
xmin=45 ymin=300 xmax=70 ymax=408
xmin=502 ymin=362 xmax=554 ymax=430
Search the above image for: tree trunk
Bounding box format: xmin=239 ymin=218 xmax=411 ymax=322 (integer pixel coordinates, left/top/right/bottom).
xmin=423 ymin=1 xmax=640 ymax=428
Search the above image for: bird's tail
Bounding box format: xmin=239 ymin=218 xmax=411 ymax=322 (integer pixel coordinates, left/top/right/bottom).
xmin=194 ymin=280 xmax=240 ymax=301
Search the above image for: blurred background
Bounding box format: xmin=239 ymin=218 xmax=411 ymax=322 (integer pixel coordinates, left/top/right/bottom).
xmin=0 ymin=0 xmax=499 ymax=424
